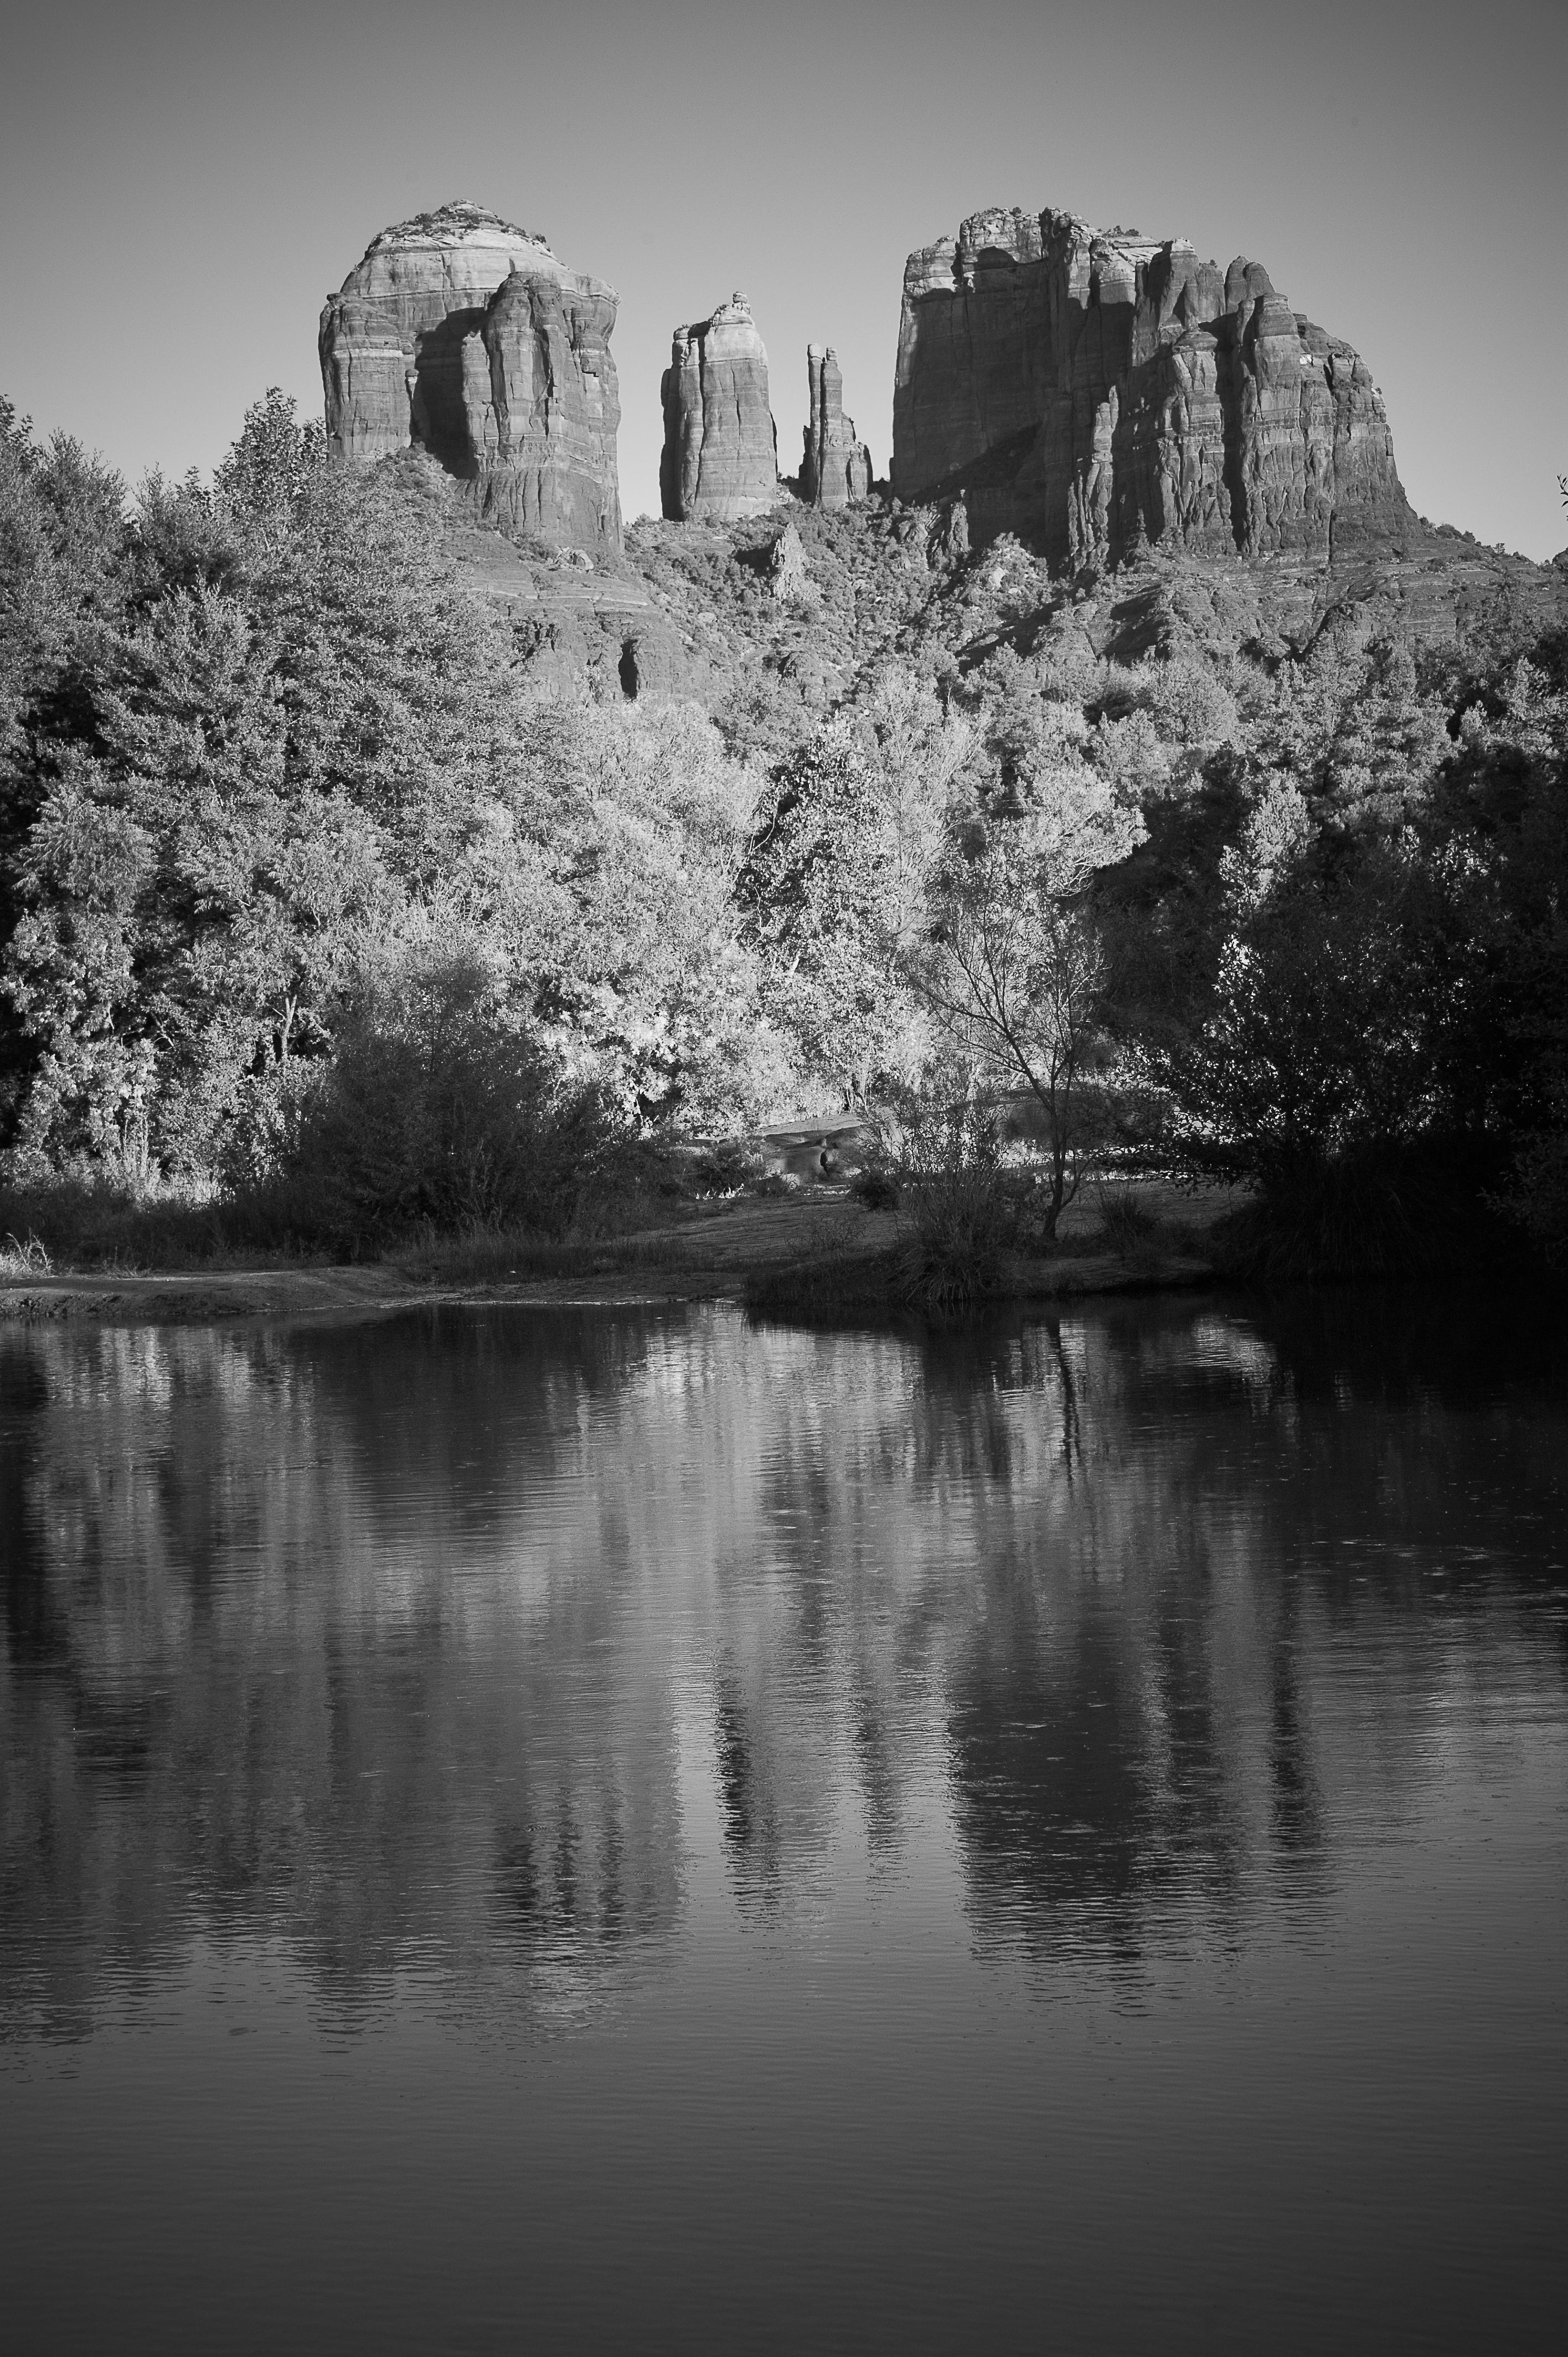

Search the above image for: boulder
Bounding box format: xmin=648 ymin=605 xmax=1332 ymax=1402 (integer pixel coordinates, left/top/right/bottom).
xmin=660 ymin=294 xmax=778 ymax=521
xmin=800 ymin=346 xmax=871 ymax=509
xmin=892 ymin=207 xmax=1413 ymax=565
xmin=319 ymin=200 xmax=621 ymax=555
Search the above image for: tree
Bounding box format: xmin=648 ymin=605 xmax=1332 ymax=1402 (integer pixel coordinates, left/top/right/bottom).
xmin=907 ymin=776 xmax=1140 ymax=1237
xmin=481 ymin=690 xmax=790 ymax=1128
xmin=1 ymin=398 xmax=512 ymax=1179
xmin=744 ymin=670 xmax=966 ymax=1108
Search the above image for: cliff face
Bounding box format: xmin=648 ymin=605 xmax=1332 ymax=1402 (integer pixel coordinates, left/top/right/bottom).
xmin=800 ymin=346 xmax=872 ymax=510
xmin=320 ymin=201 xmax=621 ymax=554
xmin=892 ymin=208 xmax=1412 ymax=564
xmin=659 ymin=295 xmax=778 ymax=521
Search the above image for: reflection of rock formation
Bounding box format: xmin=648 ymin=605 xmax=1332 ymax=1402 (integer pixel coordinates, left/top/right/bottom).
xmin=800 ymin=346 xmax=871 ymax=510
xmin=893 ymin=207 xmax=1414 ymax=564
xmin=659 ymin=294 xmax=778 ymax=521
xmin=319 ymin=200 xmax=622 ymax=555
xmin=2 ymin=1293 xmax=1561 ymax=2031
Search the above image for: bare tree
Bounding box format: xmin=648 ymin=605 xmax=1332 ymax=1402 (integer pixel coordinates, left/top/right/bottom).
xmin=906 ymin=789 xmax=1136 ymax=1238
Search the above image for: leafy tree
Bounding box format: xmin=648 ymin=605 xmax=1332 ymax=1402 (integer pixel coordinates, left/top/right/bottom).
xmin=0 ymin=399 xmax=127 ymax=755
xmin=745 ymin=670 xmax=965 ymax=1108
xmin=481 ymin=691 xmax=791 ymax=1127
xmin=1 ymin=398 xmax=510 ymax=1177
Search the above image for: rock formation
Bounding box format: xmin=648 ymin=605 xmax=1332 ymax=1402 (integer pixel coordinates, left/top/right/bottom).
xmin=659 ymin=295 xmax=778 ymax=521
xmin=800 ymin=346 xmax=871 ymax=510
xmin=319 ymin=200 xmax=621 ymax=555
xmin=767 ymin=519 xmax=808 ymax=602
xmin=892 ymin=207 xmax=1413 ymax=566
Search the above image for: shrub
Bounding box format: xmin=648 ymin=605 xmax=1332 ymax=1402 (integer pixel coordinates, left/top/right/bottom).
xmin=1497 ymin=1115 xmax=1568 ymax=1268
xmin=274 ymin=946 xmax=636 ymax=1251
xmin=687 ymin=1138 xmax=766 ymax=1195
xmin=893 ymin=1162 xmax=1015 ymax=1314
xmin=1094 ymin=1183 xmax=1163 ymax=1259
xmin=850 ymin=1166 xmax=900 ymax=1211
xmin=1210 ymin=1150 xmax=1454 ymax=1282
xmin=0 ymin=1175 xmax=236 ymax=1271
xmin=0 ymin=1229 xmax=52 ymax=1275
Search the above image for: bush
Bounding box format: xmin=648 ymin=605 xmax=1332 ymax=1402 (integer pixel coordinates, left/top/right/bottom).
xmin=1094 ymin=1182 xmax=1164 ymax=1260
xmin=0 ymin=1175 xmax=238 ymax=1270
xmin=0 ymin=1229 xmax=52 ymax=1275
xmin=894 ymin=1163 xmax=1016 ymax=1314
xmin=1497 ymin=1119 xmax=1568 ymax=1268
xmin=850 ymin=1166 xmax=900 ymax=1211
xmin=273 ymin=948 xmax=636 ymax=1251
xmin=687 ymin=1138 xmax=766 ymax=1195
xmin=1210 ymin=1149 xmax=1461 ymax=1282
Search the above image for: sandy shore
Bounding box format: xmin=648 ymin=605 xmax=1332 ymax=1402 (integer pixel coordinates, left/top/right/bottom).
xmin=0 ymin=1182 xmax=1231 ymax=1326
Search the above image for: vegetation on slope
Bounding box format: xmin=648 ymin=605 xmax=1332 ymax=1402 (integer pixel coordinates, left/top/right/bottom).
xmin=2 ymin=387 xmax=1565 ymax=1280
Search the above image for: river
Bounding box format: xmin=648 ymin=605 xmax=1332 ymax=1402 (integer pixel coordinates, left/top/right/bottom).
xmin=2 ymin=1293 xmax=1564 ymax=2352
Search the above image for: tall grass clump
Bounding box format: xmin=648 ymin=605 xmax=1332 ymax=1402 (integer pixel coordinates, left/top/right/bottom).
xmin=0 ymin=1230 xmax=53 ymax=1276
xmin=885 ymin=1098 xmax=1022 ymax=1315
xmin=1093 ymin=1181 xmax=1168 ymax=1272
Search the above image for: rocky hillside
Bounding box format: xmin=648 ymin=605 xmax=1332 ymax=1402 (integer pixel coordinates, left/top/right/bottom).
xmin=318 ymin=197 xmax=1567 ymax=714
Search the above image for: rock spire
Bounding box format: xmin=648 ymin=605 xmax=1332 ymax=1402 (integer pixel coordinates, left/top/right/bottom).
xmin=892 ymin=207 xmax=1412 ymax=564
xmin=659 ymin=294 xmax=778 ymax=522
xmin=800 ymin=346 xmax=871 ymax=510
xmin=319 ymin=200 xmax=622 ymax=555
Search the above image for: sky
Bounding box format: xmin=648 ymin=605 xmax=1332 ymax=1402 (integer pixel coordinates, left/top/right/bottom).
xmin=2 ymin=0 xmax=1564 ymax=557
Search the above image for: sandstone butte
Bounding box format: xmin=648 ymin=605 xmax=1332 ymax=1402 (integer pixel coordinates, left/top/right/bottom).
xmin=800 ymin=346 xmax=873 ymax=511
xmin=319 ymin=200 xmax=622 ymax=555
xmin=891 ymin=206 xmax=1414 ymax=567
xmin=315 ymin=194 xmax=1566 ymax=691
xmin=660 ymin=295 xmax=779 ymax=521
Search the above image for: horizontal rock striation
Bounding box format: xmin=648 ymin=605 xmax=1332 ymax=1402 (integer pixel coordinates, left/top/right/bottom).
xmin=892 ymin=208 xmax=1412 ymax=566
xmin=800 ymin=346 xmax=871 ymax=510
xmin=660 ymin=295 xmax=778 ymax=521
xmin=320 ymin=200 xmax=621 ymax=554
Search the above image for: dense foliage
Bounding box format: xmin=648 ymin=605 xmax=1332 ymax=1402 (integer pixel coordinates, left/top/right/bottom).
xmin=3 ymin=387 xmax=1565 ymax=1265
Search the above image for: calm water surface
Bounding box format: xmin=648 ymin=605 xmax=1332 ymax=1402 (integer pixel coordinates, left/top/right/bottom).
xmin=2 ymin=1292 xmax=1565 ymax=2353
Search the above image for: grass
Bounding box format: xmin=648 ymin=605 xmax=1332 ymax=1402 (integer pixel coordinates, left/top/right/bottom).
xmin=386 ymin=1219 xmax=703 ymax=1287
xmin=889 ymin=1168 xmax=1016 ymax=1316
xmin=0 ymin=1168 xmax=716 ymax=1282
xmin=0 ymin=1180 xmax=272 ymax=1273
xmin=744 ymin=1247 xmax=896 ymax=1323
xmin=0 ymin=1156 xmax=1235 ymax=1321
xmin=1 ymin=1231 xmax=53 ymax=1277
xmin=1092 ymin=1182 xmax=1171 ymax=1275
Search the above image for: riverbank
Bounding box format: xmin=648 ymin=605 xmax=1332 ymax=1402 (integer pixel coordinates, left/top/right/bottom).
xmin=0 ymin=1180 xmax=1232 ymax=1325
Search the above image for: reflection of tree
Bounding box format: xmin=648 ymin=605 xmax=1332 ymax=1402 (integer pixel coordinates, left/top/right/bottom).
xmin=1268 ymin=1588 xmax=1323 ymax=1859
xmin=1 ymin=1290 xmax=1562 ymax=2033
xmin=0 ymin=1311 xmax=693 ymax=2037
xmin=714 ymin=1671 xmax=777 ymax=1896
xmin=938 ymin=1293 xmax=1562 ymax=1962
